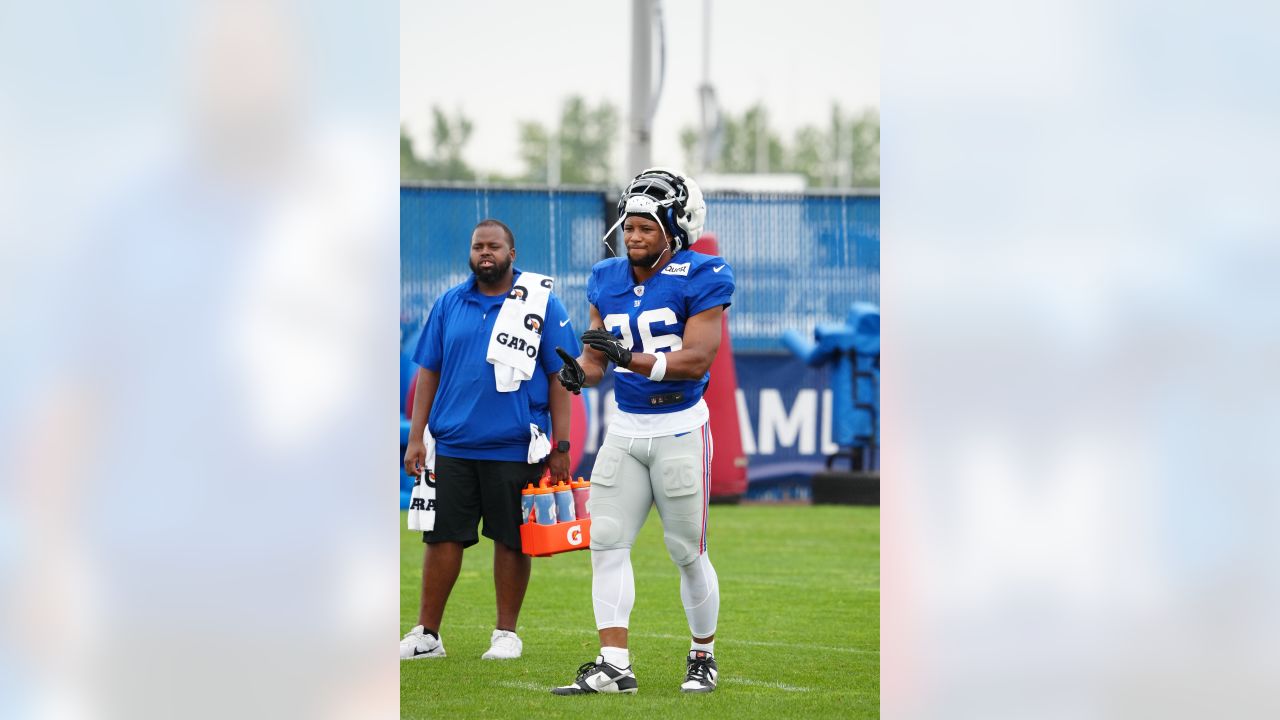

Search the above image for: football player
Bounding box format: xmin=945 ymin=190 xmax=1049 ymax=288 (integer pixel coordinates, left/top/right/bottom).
xmin=552 ymin=168 xmax=733 ymax=695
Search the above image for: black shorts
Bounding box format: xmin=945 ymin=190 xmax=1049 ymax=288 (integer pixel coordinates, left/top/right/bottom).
xmin=423 ymin=455 xmax=545 ymax=551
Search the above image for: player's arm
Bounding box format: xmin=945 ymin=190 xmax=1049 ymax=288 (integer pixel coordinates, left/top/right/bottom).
xmin=555 ymin=305 xmax=609 ymax=394
xmin=403 ymin=367 xmax=439 ymax=475
xmin=624 ymin=305 xmax=724 ymax=381
xmin=564 ymin=305 xmax=609 ymax=388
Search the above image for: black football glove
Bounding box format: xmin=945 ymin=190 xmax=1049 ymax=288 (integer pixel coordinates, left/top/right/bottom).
xmin=581 ymin=328 xmax=633 ymax=368
xmin=555 ymin=347 xmax=586 ymax=394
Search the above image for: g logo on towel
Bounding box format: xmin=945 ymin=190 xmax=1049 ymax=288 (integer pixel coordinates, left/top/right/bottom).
xmin=524 ymin=313 xmax=543 ymax=334
xmin=508 ymin=285 xmax=528 ymax=301
xmin=540 ymin=277 xmax=554 ymax=289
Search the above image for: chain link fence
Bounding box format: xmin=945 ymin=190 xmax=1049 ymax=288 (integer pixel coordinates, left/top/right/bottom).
xmin=401 ymin=183 xmax=879 ymax=351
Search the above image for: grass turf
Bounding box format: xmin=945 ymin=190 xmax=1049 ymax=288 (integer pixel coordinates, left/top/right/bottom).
xmin=400 ymin=504 xmax=879 ymax=719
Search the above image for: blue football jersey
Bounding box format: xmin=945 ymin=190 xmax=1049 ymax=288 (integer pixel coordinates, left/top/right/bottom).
xmin=587 ymin=250 xmax=735 ymax=414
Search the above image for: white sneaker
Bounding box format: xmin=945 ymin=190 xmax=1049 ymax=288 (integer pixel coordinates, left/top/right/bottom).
xmin=481 ymin=629 xmax=523 ymax=660
xmin=400 ymin=625 xmax=445 ymax=660
xmin=680 ymin=650 xmax=717 ymax=693
xmin=550 ymin=656 xmax=638 ymax=694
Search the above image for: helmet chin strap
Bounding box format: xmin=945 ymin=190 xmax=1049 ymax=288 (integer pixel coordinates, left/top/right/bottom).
xmin=647 ymin=243 xmax=671 ymax=270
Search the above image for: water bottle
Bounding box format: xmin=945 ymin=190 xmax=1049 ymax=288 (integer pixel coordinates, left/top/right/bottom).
xmin=532 ymin=483 xmax=557 ymax=526
xmin=521 ymin=483 xmax=537 ymax=524
xmin=571 ymin=477 xmax=591 ymax=519
xmin=553 ymin=481 xmax=576 ymax=523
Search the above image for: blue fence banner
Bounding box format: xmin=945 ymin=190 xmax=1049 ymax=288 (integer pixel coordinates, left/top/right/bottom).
xmin=401 ymin=185 xmax=878 ymax=352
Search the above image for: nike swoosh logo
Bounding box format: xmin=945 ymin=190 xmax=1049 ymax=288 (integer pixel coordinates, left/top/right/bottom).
xmin=412 ymin=648 xmax=435 ymax=656
xmin=713 ymin=265 xmax=725 ymax=272
xmin=560 ymin=319 xmax=570 ymax=327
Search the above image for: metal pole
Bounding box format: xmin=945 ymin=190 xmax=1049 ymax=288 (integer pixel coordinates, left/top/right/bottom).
xmin=756 ymin=107 xmax=768 ymax=173
xmin=628 ymin=0 xmax=652 ymax=177
xmin=698 ymin=0 xmax=711 ymax=173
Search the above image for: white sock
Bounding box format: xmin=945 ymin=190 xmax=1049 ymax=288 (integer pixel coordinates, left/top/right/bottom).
xmin=678 ymin=553 xmax=720 ymax=639
xmin=601 ymin=646 xmax=630 ymax=669
xmin=691 ymin=639 xmax=715 ymax=654
xmin=592 ymin=548 xmax=635 ymax=631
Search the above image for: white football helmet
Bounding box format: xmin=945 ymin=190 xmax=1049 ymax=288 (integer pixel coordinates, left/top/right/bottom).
xmin=604 ymin=167 xmax=707 ymax=252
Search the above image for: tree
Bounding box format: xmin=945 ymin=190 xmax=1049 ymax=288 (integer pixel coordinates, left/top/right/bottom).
xmin=679 ymin=102 xmax=880 ymax=189
xmin=518 ymin=97 xmax=619 ymax=185
xmin=682 ymin=103 xmax=785 ymax=175
xmin=400 ymin=125 xmax=431 ymax=180
xmin=789 ymin=105 xmax=879 ymax=188
xmin=427 ymin=107 xmax=476 ymax=181
xmin=400 ymin=107 xmax=477 ymax=181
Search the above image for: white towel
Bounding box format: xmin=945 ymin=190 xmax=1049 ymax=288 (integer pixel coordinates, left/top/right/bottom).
xmin=487 ymin=272 xmax=554 ymax=392
xmin=528 ymin=423 xmax=552 ymax=464
xmin=407 ymin=425 xmax=437 ymax=531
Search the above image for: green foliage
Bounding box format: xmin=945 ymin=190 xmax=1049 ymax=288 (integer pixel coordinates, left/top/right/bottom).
xmin=518 ymin=96 xmax=619 ymax=185
xmin=401 ymin=504 xmax=880 ymax=719
xmin=400 ymin=108 xmax=477 ymax=181
xmin=681 ymin=103 xmax=880 ymax=189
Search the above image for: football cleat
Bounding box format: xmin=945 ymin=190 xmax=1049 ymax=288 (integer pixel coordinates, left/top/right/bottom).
xmin=550 ymin=656 xmax=638 ymax=695
xmin=680 ymin=650 xmax=717 ymax=693
xmin=399 ymin=625 xmax=445 ymax=660
xmin=481 ymin=629 xmax=523 ymax=660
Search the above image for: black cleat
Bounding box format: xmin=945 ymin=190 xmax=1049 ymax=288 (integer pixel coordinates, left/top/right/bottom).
xmin=680 ymin=650 xmax=718 ymax=693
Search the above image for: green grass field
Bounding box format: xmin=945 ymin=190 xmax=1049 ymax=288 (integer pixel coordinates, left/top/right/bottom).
xmin=401 ymin=504 xmax=879 ymax=719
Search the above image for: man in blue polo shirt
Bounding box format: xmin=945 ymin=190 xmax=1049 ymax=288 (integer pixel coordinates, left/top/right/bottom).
xmin=400 ymin=218 xmax=578 ymax=662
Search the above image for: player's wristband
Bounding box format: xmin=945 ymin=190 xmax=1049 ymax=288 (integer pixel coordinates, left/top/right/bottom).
xmin=647 ymin=352 xmax=667 ymax=382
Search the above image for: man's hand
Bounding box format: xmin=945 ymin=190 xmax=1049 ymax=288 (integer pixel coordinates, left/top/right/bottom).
xmin=547 ymin=448 xmax=571 ymax=483
xmin=581 ymin=329 xmax=632 ymax=368
xmin=556 ymin=347 xmax=586 ymax=394
xmin=403 ymin=438 xmax=426 ymax=477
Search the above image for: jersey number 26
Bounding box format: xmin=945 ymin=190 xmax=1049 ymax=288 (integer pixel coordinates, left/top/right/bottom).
xmin=602 ymin=308 xmax=682 ymax=374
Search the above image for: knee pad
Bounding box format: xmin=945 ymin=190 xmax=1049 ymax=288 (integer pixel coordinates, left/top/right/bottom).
xmin=591 ymin=513 xmax=624 ymax=548
xmin=663 ymin=529 xmax=699 ymax=566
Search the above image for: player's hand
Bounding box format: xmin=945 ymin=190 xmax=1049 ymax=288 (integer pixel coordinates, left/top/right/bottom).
xmin=581 ymin=329 xmax=632 ymax=368
xmin=555 ymin=347 xmax=586 ymax=394
xmin=547 ymin=448 xmax=571 ymax=483
xmin=403 ymin=438 xmax=426 ymax=477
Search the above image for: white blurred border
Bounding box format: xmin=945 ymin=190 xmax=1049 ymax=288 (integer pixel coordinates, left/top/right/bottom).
xmin=886 ymin=1 xmax=1280 ymax=717
xmin=1 ymin=1 xmax=399 ymax=718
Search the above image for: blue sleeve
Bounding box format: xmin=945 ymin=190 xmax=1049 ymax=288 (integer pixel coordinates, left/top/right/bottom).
xmin=687 ymin=258 xmax=735 ymax=316
xmin=538 ymin=294 xmax=580 ymax=375
xmin=586 ymin=265 xmax=600 ymax=308
xmin=411 ymin=296 xmax=445 ymax=371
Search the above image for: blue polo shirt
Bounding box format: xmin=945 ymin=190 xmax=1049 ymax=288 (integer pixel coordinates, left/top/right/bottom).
xmin=412 ymin=269 xmax=579 ymax=461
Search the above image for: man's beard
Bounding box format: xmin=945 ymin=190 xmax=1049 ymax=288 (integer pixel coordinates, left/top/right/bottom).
xmin=628 ymin=245 xmax=669 ymax=268
xmin=470 ymin=257 xmax=511 ymax=284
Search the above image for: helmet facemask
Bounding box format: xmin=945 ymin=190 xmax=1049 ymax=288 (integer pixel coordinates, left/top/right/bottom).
xmin=602 ymin=168 xmax=706 ymax=263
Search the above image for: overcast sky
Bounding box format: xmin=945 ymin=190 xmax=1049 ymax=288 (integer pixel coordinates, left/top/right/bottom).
xmin=401 ymin=0 xmax=879 ymax=181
